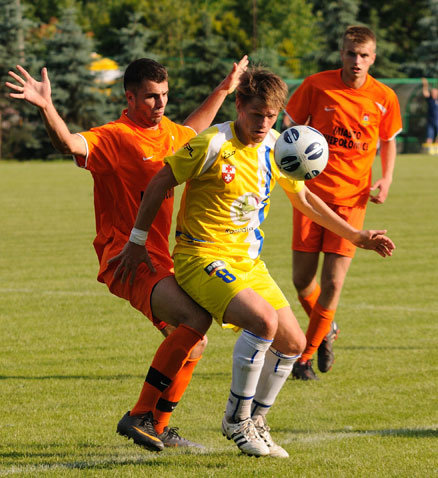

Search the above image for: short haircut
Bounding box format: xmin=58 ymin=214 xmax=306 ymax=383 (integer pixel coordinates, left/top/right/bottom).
xmin=236 ymin=67 xmax=288 ymax=112
xmin=123 ymin=58 xmax=168 ymax=92
xmin=342 ymin=25 xmax=376 ymax=49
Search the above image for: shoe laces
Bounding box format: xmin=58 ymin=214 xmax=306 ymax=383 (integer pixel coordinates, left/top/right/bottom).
xmin=138 ymin=411 xmax=159 ymax=435
xmin=162 ymin=427 xmax=181 ymax=440
xmin=236 ymin=418 xmax=260 ymax=441
xmin=253 ymin=416 xmax=274 ymax=446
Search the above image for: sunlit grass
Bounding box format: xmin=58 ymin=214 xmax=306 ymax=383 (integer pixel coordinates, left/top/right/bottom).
xmin=0 ymin=157 xmax=437 ymax=477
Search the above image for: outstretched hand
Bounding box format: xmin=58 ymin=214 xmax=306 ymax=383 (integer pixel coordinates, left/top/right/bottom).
xmin=353 ymin=229 xmax=395 ymax=257
xmin=221 ymin=55 xmax=249 ymax=94
xmin=6 ymin=65 xmax=51 ymax=109
xmin=108 ymin=241 xmax=156 ymax=286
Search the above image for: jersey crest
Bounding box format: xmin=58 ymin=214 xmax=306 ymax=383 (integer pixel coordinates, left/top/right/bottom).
xmin=222 ymin=164 xmax=236 ymax=183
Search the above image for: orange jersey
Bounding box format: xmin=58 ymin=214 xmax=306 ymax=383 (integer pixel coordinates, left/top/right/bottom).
xmin=285 ymin=69 xmax=402 ymax=207
xmin=74 ymin=110 xmax=195 ymax=281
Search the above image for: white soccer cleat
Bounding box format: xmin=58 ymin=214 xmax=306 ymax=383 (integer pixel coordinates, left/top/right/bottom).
xmin=252 ymin=415 xmax=289 ymax=458
xmin=222 ymin=415 xmax=270 ymax=456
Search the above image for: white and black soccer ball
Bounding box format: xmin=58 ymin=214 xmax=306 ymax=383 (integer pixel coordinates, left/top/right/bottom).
xmin=274 ymin=125 xmax=329 ymax=180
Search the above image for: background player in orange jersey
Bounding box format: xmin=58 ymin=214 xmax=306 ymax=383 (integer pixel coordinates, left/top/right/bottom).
xmin=283 ymin=25 xmax=402 ymax=380
xmin=6 ymin=55 xmax=248 ymax=450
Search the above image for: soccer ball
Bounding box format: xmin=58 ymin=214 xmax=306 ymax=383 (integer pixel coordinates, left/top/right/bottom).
xmin=274 ymin=125 xmax=329 ymax=180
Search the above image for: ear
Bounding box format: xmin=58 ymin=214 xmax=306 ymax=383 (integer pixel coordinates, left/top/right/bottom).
xmin=235 ymin=96 xmax=242 ymax=113
xmin=125 ymin=89 xmax=135 ymax=105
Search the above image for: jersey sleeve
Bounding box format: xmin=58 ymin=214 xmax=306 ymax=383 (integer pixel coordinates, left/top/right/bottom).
xmin=285 ymin=79 xmax=312 ymax=125
xmin=73 ymin=126 xmax=119 ymax=174
xmin=165 ymin=126 xmax=218 ymax=184
xmin=277 ymin=173 xmax=305 ymax=195
xmin=170 ymin=122 xmax=197 ymax=150
xmin=379 ymin=90 xmax=403 ymax=141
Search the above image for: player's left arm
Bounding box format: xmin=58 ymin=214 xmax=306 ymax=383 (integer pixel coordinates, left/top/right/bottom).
xmin=286 ymin=185 xmax=395 ymax=257
xmin=370 ymin=138 xmax=396 ymax=204
xmin=183 ymin=55 xmax=248 ymax=133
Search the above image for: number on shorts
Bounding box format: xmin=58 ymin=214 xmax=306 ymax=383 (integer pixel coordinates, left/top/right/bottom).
xmin=216 ymin=268 xmax=236 ymax=283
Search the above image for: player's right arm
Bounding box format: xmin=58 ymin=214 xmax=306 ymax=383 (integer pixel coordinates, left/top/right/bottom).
xmin=285 ymin=185 xmax=395 ymax=257
xmin=108 ymin=164 xmax=178 ymax=285
xmin=6 ymin=65 xmax=86 ymax=156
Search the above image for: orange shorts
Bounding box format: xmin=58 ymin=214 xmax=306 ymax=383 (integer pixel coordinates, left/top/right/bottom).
xmin=99 ymin=249 xmax=174 ymax=330
xmin=292 ymin=204 xmax=366 ymax=258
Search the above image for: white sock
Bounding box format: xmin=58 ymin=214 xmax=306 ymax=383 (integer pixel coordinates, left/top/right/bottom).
xmin=251 ymin=347 xmax=300 ymax=418
xmin=225 ymin=330 xmax=273 ymax=422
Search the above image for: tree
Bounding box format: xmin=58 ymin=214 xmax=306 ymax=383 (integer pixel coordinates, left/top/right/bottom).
xmin=210 ymin=0 xmax=321 ymax=77
xmin=310 ymin=0 xmax=359 ymax=71
xmin=0 ymin=0 xmax=41 ymax=159
xmin=415 ymin=0 xmax=438 ymax=77
xmin=167 ymin=14 xmax=237 ymax=124
xmin=37 ymin=7 xmax=106 ymax=154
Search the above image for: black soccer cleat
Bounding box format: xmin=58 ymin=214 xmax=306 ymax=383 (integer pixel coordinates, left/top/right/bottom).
xmin=158 ymin=426 xmax=205 ymax=448
xmin=292 ymin=359 xmax=319 ymax=381
xmin=117 ymin=411 xmax=164 ymax=452
xmin=317 ymin=321 xmax=339 ymax=373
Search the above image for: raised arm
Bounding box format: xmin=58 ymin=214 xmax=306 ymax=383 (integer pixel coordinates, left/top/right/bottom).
xmin=6 ymin=65 xmax=86 ymax=156
xmin=286 ymin=185 xmax=395 ymax=257
xmin=108 ymin=164 xmax=178 ymax=284
xmin=422 ymin=77 xmax=430 ymax=98
xmin=183 ymin=55 xmax=248 ymax=133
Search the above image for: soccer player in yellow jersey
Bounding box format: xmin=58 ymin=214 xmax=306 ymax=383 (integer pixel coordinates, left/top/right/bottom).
xmin=111 ymin=67 xmax=395 ymax=457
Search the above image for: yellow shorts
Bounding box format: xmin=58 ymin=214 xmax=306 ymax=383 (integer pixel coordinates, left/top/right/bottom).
xmin=174 ymin=253 xmax=289 ymax=329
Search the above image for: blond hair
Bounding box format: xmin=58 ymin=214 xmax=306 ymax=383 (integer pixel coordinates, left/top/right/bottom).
xmin=236 ymin=67 xmax=288 ymax=112
xmin=342 ymin=25 xmax=376 ymax=49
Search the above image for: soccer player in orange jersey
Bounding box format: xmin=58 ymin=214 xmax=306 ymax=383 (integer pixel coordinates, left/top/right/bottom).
xmin=6 ymin=55 xmax=248 ymax=449
xmin=283 ymin=26 xmax=402 ymax=380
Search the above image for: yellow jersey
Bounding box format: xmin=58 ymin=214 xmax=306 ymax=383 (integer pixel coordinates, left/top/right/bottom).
xmin=165 ymin=121 xmax=304 ymax=260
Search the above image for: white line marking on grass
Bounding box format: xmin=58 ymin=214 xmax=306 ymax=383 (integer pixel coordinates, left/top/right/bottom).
xmin=0 ymin=288 xmax=107 ymax=297
xmin=0 ymin=448 xmax=217 ymax=475
xmin=281 ymin=426 xmax=438 ymax=445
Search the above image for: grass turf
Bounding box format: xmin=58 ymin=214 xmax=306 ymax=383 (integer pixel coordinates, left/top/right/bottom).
xmin=0 ymin=156 xmax=437 ymax=477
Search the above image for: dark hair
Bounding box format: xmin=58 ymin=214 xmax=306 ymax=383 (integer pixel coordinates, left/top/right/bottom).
xmin=123 ymin=58 xmax=168 ymax=92
xmin=236 ymin=67 xmax=288 ymax=111
xmin=342 ymin=25 xmax=376 ymax=48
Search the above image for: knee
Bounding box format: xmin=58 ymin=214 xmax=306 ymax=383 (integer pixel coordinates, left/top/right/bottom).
xmin=189 ymin=334 xmax=208 ymax=359
xmin=253 ymin=308 xmax=278 ymax=339
xmin=295 ymin=330 xmax=307 ymax=355
xmin=321 ymin=275 xmax=344 ymax=299
xmin=292 ymin=271 xmax=314 ymax=294
xmin=280 ymin=329 xmax=306 ymax=356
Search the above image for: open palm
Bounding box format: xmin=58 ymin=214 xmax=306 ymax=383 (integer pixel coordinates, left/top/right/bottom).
xmin=6 ymin=65 xmax=51 ymax=109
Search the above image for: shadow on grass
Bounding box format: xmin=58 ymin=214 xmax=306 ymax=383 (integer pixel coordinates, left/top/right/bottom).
xmin=0 ymin=374 xmax=143 ymax=380
xmin=0 ymin=443 xmax=233 ymax=472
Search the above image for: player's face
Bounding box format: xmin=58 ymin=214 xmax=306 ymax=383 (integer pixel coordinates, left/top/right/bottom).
xmin=340 ymin=39 xmax=376 ymax=86
xmin=125 ymin=79 xmax=169 ymax=129
xmin=235 ymin=97 xmax=279 ymax=147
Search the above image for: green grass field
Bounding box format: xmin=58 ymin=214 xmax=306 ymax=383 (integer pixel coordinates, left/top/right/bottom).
xmin=1 ymin=156 xmax=437 ymax=477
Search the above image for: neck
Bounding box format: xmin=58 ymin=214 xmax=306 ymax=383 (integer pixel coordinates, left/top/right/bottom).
xmin=126 ymin=110 xmax=159 ymax=130
xmin=341 ymin=69 xmax=367 ymax=90
xmin=234 ymin=120 xmax=257 ymax=147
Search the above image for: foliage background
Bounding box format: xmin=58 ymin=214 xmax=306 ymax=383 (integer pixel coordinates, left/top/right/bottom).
xmin=1 ymin=0 xmax=438 ymax=158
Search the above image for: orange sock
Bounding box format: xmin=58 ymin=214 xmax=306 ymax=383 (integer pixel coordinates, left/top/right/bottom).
xmin=300 ymin=302 xmax=335 ymax=362
xmin=130 ymin=324 xmax=203 ymax=416
xmin=154 ymin=357 xmax=201 ymax=434
xmin=298 ymin=283 xmax=321 ymax=318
